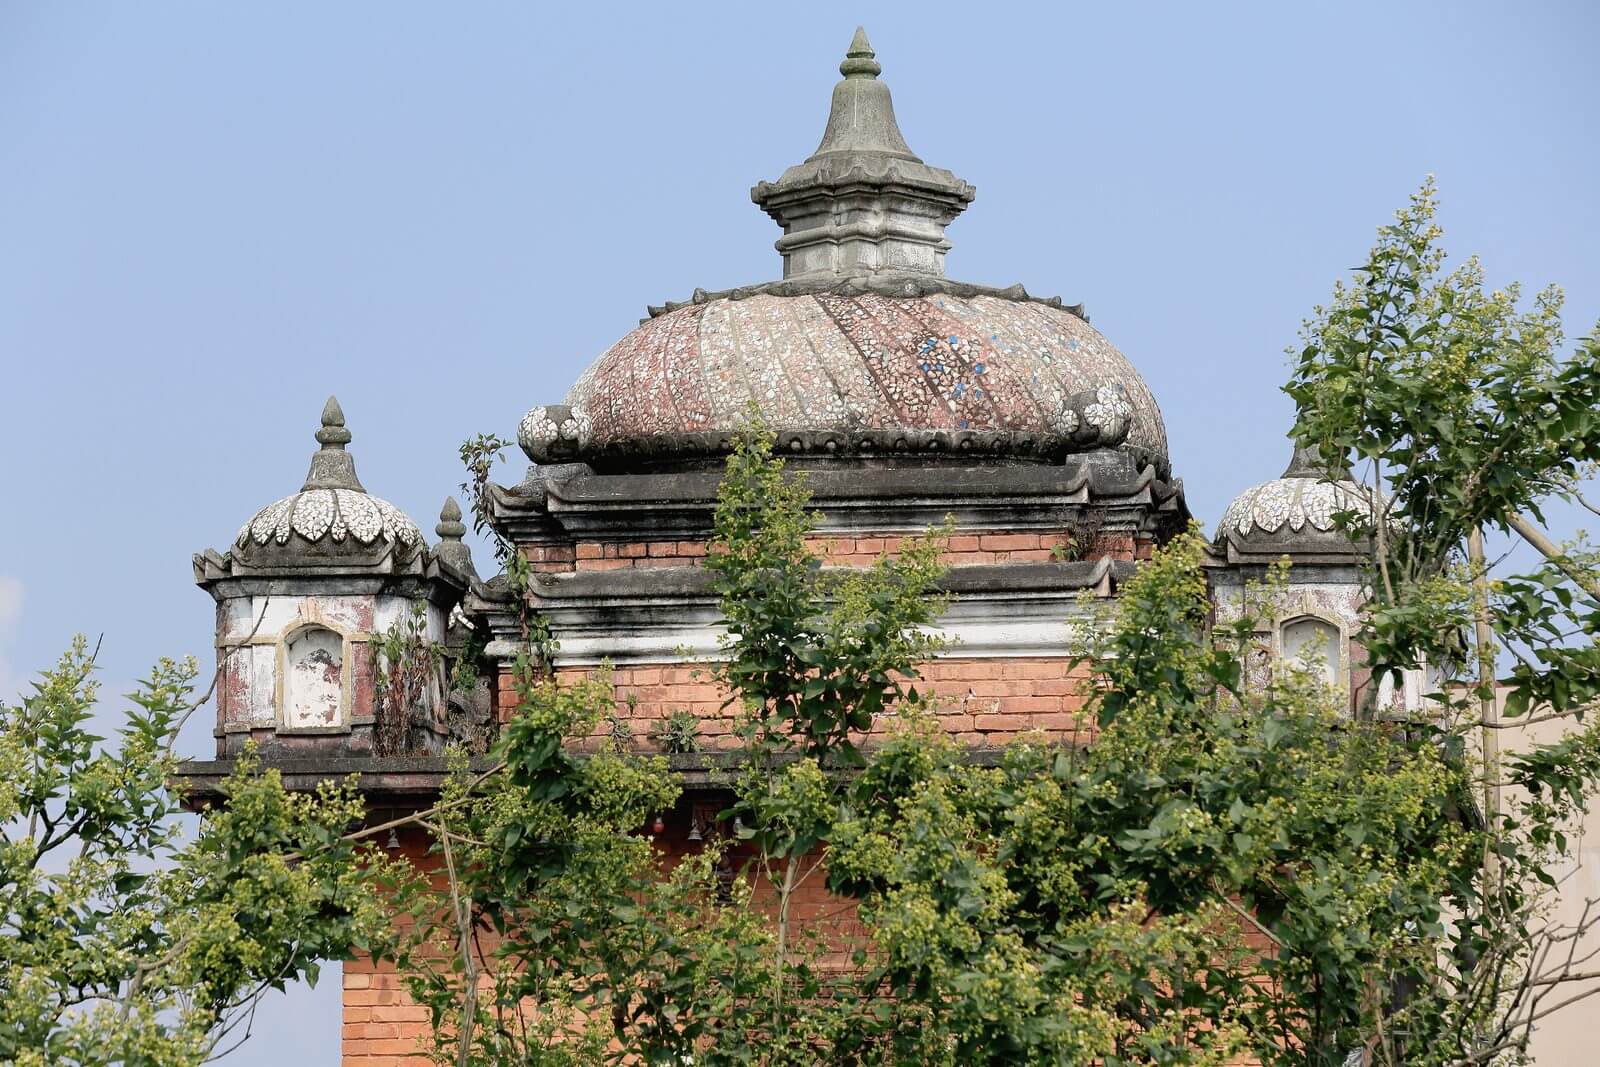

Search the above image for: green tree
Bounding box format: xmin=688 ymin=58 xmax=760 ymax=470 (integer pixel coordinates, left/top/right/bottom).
xmin=399 ymin=184 xmax=1600 ymax=1066
xmin=390 ymin=427 xmax=953 ymax=1065
xmin=1287 ymin=178 xmax=1600 ymax=1062
xmin=0 ymin=639 xmax=398 ymax=1066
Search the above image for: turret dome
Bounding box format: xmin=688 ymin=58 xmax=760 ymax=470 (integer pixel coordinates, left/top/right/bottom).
xmin=230 ymin=397 xmax=423 ymax=566
xmin=1214 ymin=444 xmax=1376 ymax=561
xmin=517 ymin=29 xmax=1167 ymax=475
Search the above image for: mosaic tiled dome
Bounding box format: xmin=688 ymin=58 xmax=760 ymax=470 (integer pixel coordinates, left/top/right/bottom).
xmin=237 ymin=488 xmax=421 ymax=552
xmin=232 ymin=398 xmax=423 ymax=562
xmin=517 ymin=32 xmax=1168 ymax=474
xmin=1215 ymin=445 xmax=1375 ymax=554
xmin=520 ymin=287 xmax=1167 ymax=469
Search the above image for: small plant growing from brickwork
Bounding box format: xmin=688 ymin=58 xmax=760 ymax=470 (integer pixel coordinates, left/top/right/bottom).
xmin=457 ymin=432 xmax=559 ymax=672
xmin=649 ymin=709 xmax=702 ymax=754
xmin=1052 ymin=503 xmax=1107 ymax=561
xmin=603 ymin=710 xmax=633 ymax=750
xmin=370 ymin=598 xmax=444 ymax=756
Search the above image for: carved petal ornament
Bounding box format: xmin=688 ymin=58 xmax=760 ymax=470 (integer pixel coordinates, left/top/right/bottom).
xmin=1216 ymin=476 xmax=1374 ymax=540
xmin=237 ymin=488 xmax=421 ymax=549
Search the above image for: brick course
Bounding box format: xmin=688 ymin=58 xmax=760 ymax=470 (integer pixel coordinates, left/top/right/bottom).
xmin=490 ymin=657 xmax=1094 ymax=750
xmin=523 ymin=529 xmax=1145 ymax=574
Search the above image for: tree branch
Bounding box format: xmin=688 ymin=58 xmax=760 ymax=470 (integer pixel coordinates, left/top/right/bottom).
xmin=1506 ymin=512 xmax=1600 ymax=603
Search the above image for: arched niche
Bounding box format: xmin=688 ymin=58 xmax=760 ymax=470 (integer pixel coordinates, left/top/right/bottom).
xmin=1279 ymin=614 xmax=1343 ymax=687
xmin=281 ymin=624 xmax=347 ymax=730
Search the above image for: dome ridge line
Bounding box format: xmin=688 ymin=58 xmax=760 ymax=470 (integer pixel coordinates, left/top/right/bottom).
xmin=653 ymin=295 xmax=699 ymax=437
xmin=787 ymin=294 xmax=857 ymax=429
xmin=812 ymin=291 xmax=905 ymax=431
xmin=644 ymin=275 xmax=1085 ymax=323
xmin=753 ymin=292 xmax=819 ymax=427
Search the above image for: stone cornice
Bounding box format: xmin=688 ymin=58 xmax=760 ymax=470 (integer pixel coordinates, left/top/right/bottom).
xmin=486 ymin=455 xmax=1188 ymax=544
xmin=175 ymin=744 xmax=1023 ymax=805
xmin=192 ymin=546 xmax=472 ymax=605
xmin=473 ymin=557 xmax=1136 ymax=667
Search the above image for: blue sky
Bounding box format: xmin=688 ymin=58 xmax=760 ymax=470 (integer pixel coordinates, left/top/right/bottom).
xmin=2 ymin=1 xmax=1596 ymax=1061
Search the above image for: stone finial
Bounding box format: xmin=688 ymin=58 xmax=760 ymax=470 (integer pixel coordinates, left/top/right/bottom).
xmin=811 ymin=27 xmax=913 ymax=160
xmin=314 ymin=395 xmax=352 ymax=448
xmin=433 ymin=496 xmax=477 ymax=577
xmin=751 ymin=28 xmax=975 ymax=281
xmin=436 ymin=496 xmax=467 ymax=540
xmin=302 ymin=395 xmax=365 ymax=491
xmin=839 ymin=26 xmax=880 ymax=78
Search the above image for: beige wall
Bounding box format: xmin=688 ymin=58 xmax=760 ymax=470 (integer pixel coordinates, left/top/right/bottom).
xmin=1498 ymin=701 xmax=1600 ymax=1062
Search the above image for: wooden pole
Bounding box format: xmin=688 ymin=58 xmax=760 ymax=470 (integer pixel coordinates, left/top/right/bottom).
xmin=1468 ymin=528 xmax=1500 ymax=874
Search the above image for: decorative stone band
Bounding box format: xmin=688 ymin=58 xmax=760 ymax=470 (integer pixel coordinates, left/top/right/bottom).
xmin=519 ymin=384 xmax=1137 ymax=466
xmin=468 ymin=558 xmax=1131 ymax=669
xmin=487 ymin=451 xmax=1186 ymax=546
xmin=497 ymin=617 xmax=1087 ymax=668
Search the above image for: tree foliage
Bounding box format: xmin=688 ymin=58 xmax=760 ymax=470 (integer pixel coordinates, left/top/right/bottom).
xmin=395 ymin=186 xmax=1600 ymax=1065
xmin=1287 ymin=177 xmax=1600 ymax=721
xmin=0 ymin=640 xmax=398 ymax=1066
xmin=13 ymin=180 xmax=1600 ymax=1067
xmin=1287 ymin=178 xmax=1600 ymax=1062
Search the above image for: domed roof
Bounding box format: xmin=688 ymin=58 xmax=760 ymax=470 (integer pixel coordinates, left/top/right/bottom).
xmin=518 ymin=30 xmax=1167 ymax=473
xmin=1214 ymin=444 xmax=1374 ymax=557
xmin=520 ymin=286 xmax=1166 ymax=468
xmin=232 ymin=397 xmax=423 ymax=560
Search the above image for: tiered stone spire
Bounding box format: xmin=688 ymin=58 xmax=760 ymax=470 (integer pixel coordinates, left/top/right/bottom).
xmin=433 ymin=497 xmax=477 ymax=577
xmin=301 ymin=395 xmax=366 ymax=492
xmin=751 ymin=27 xmax=975 ymax=280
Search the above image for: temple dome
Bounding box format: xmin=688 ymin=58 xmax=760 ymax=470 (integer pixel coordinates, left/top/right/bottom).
xmin=519 ymin=30 xmax=1167 ymax=473
xmin=232 ymin=397 xmax=423 ymax=562
xmin=237 ymin=488 xmax=422 ymax=553
xmin=520 ymin=286 xmax=1166 ymax=469
xmin=1214 ymin=444 xmax=1375 ymax=558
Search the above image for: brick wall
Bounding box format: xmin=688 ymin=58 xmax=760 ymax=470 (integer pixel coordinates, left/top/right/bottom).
xmin=342 ymin=957 xmax=432 ymax=1065
xmin=522 ymin=529 xmax=1152 ymax=574
xmin=339 ymin=830 xmax=873 ymax=1064
xmin=351 ymin=527 xmax=1137 ymax=1061
xmin=493 ymin=656 xmax=1094 ymax=751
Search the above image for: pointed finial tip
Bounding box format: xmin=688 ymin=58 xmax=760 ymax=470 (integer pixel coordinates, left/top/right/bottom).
xmin=840 ymin=26 xmax=880 ymax=78
xmin=436 ymin=496 xmax=467 ymax=540
xmin=314 ymin=395 xmax=352 ymax=448
xmin=1283 ymin=438 xmax=1347 ymax=479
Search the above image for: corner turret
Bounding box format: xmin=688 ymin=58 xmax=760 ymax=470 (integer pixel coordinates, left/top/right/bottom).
xmin=192 ymin=398 xmax=473 ymax=757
